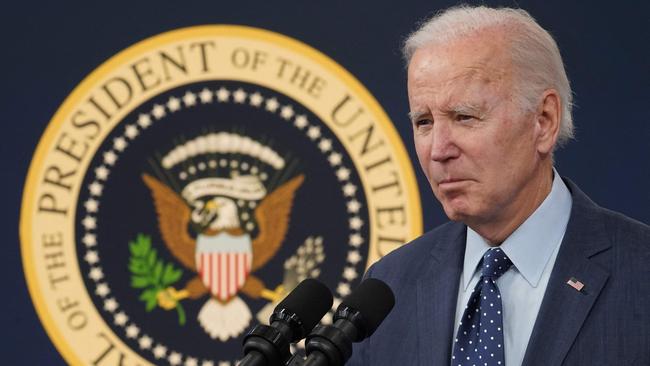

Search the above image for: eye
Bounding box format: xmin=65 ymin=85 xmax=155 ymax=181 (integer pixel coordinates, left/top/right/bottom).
xmin=456 ymin=114 xmax=475 ymax=122
xmin=414 ymin=118 xmax=433 ymax=128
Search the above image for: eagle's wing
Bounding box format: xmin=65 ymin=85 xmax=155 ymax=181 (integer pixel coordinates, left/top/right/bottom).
xmin=142 ymin=174 xmax=196 ymax=271
xmin=251 ymin=174 xmax=305 ymax=271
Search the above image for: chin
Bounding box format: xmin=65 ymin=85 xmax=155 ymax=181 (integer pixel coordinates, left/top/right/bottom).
xmin=444 ymin=211 xmax=470 ymax=222
xmin=441 ymin=202 xmax=471 ymax=222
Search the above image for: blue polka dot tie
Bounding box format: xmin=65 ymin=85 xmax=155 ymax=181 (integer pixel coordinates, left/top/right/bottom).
xmin=452 ymin=248 xmax=513 ymax=366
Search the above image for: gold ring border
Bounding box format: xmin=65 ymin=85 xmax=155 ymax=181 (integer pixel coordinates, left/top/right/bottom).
xmin=19 ymin=25 xmax=423 ymax=365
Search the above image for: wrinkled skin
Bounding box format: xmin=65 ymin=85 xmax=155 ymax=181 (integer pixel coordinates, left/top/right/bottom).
xmin=407 ymin=28 xmax=561 ymax=244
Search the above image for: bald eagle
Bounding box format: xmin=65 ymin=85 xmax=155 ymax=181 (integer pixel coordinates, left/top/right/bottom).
xmin=142 ymin=173 xmax=304 ymax=341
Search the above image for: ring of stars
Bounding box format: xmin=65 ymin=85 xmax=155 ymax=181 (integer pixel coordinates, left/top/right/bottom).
xmin=79 ymin=85 xmax=369 ymax=364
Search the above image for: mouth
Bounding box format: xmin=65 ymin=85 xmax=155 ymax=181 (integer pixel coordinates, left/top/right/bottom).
xmin=202 ymin=211 xmax=217 ymax=226
xmin=437 ymin=178 xmax=471 ymax=189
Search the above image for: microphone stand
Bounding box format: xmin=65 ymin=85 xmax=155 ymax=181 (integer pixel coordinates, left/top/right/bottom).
xmin=282 ymin=307 xmax=363 ymax=366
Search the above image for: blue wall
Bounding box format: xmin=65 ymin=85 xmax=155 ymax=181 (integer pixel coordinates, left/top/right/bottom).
xmin=4 ymin=1 xmax=648 ymax=364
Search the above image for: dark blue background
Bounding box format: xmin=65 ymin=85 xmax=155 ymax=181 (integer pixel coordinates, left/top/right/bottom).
xmin=4 ymin=1 xmax=648 ymax=364
xmin=72 ymin=81 xmax=369 ymax=363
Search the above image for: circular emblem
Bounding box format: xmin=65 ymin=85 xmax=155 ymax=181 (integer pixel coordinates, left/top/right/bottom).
xmin=20 ymin=26 xmax=421 ymax=365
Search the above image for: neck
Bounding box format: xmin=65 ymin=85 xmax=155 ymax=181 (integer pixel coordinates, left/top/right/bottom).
xmin=213 ymin=220 xmax=239 ymax=231
xmin=470 ymin=165 xmax=554 ymax=245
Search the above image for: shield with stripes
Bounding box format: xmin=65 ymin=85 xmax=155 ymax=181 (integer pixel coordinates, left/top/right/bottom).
xmin=195 ymin=233 xmax=253 ymax=302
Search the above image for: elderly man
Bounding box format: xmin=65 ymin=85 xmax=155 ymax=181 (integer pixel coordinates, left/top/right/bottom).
xmin=348 ymin=5 xmax=649 ymax=366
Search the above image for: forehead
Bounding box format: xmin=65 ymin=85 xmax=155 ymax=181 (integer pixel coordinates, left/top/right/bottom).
xmin=407 ymin=30 xmax=513 ymax=98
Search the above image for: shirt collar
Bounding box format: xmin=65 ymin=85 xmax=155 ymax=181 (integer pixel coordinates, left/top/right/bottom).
xmin=462 ymin=169 xmax=573 ymax=289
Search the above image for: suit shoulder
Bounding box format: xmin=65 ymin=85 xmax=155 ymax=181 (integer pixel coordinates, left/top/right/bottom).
xmin=367 ymin=221 xmax=463 ymax=278
xmin=598 ymin=206 xmax=650 ymax=254
xmin=567 ymin=177 xmax=649 ymax=253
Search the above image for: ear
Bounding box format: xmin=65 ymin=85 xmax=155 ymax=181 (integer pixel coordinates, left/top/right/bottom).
xmin=534 ymin=89 xmax=562 ymax=155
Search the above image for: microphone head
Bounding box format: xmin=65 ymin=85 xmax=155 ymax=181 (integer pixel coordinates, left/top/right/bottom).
xmin=272 ymin=278 xmax=333 ymax=340
xmin=336 ymin=278 xmax=395 ymax=337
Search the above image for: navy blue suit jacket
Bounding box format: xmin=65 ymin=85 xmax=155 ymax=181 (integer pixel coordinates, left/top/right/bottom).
xmin=348 ymin=179 xmax=649 ymax=365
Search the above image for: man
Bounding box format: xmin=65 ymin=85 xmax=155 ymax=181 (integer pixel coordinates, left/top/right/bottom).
xmin=348 ymin=5 xmax=649 ymax=366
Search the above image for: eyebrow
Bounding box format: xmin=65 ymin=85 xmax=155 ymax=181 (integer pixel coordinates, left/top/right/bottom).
xmin=446 ymin=102 xmax=484 ymax=116
xmin=408 ymin=110 xmax=428 ymax=123
xmin=407 ymin=102 xmax=485 ymax=123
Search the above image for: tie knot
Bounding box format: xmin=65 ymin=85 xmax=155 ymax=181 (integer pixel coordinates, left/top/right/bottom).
xmin=480 ymin=248 xmax=513 ymax=279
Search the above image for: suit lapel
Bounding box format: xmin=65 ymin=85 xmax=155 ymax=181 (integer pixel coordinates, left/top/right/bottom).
xmin=522 ymin=179 xmax=612 ymax=366
xmin=417 ymin=223 xmax=465 ymax=366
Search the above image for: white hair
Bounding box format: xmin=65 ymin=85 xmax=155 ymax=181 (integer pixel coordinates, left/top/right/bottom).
xmin=403 ymin=5 xmax=574 ymax=146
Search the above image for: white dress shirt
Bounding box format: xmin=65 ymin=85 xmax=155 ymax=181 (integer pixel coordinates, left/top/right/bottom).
xmin=452 ymin=170 xmax=573 ymax=366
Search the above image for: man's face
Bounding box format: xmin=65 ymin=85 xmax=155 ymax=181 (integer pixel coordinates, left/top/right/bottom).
xmin=407 ymin=32 xmax=543 ymax=227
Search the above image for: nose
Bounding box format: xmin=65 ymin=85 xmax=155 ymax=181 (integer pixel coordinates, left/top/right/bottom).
xmin=429 ymin=120 xmax=460 ymax=162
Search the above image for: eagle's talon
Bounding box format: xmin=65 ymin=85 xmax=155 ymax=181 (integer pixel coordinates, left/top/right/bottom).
xmin=157 ymin=287 xmax=189 ymax=310
xmin=260 ymin=285 xmax=285 ymax=302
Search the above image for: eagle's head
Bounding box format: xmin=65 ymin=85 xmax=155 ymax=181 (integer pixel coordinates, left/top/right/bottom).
xmin=191 ymin=196 xmax=240 ymax=231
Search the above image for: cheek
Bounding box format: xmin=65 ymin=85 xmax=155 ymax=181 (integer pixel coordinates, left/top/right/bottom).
xmin=474 ymin=144 xmax=513 ymax=185
xmin=474 ymin=126 xmax=535 ymax=188
xmin=413 ymin=136 xmax=432 ymax=175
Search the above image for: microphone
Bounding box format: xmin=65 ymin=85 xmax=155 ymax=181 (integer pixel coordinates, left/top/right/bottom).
xmin=240 ymin=278 xmax=333 ymax=366
xmin=302 ymin=278 xmax=395 ymax=366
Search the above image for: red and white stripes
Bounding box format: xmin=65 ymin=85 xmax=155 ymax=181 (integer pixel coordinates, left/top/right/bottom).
xmin=197 ymin=252 xmax=252 ymax=301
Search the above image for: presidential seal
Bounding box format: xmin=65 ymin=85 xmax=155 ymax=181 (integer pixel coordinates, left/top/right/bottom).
xmin=20 ymin=26 xmax=421 ymax=365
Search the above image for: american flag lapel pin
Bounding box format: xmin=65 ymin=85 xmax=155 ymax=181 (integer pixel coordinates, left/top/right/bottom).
xmin=567 ymin=277 xmax=585 ymax=292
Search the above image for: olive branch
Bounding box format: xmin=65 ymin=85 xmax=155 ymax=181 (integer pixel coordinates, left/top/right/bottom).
xmin=128 ymin=233 xmax=186 ymax=325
